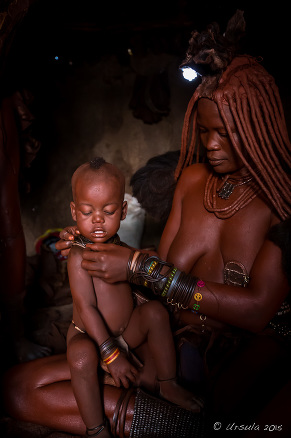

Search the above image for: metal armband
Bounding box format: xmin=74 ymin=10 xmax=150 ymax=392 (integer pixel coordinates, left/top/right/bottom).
xmin=127 ymin=251 xmax=198 ymax=309
xmin=127 ymin=252 xmax=172 ymax=292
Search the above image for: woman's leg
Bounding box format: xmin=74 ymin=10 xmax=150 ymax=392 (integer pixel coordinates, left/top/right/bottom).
xmin=3 ymin=353 xmax=136 ymax=436
xmin=3 ymin=354 xmax=85 ymax=434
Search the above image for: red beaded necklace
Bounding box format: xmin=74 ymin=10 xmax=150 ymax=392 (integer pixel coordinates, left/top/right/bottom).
xmin=204 ymin=171 xmax=260 ymax=218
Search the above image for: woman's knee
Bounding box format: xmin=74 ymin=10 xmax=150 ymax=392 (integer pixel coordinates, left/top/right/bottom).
xmin=67 ymin=337 xmax=98 ymax=373
xmin=2 ymin=355 xmax=70 ymax=422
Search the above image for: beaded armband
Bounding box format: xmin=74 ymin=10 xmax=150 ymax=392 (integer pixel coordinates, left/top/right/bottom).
xmin=127 ymin=251 xmax=198 ymax=309
xmin=99 ymin=337 xmax=120 ymax=365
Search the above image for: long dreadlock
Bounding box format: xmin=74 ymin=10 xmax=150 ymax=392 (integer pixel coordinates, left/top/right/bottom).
xmin=176 ymin=10 xmax=291 ymax=220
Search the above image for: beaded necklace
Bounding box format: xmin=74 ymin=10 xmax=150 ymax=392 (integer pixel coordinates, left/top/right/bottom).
xmin=204 ymin=171 xmax=260 ymax=219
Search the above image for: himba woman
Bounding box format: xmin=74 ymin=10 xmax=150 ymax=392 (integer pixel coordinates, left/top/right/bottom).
xmin=3 ymin=10 xmax=291 ymax=438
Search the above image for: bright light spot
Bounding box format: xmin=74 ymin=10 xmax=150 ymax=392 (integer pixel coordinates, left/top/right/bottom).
xmin=181 ymin=67 xmax=198 ymax=81
xmin=54 ymin=56 xmax=59 ymax=61
xmin=128 ymin=48 xmax=133 ymax=56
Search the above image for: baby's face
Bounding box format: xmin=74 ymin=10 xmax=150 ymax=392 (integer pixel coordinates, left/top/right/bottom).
xmin=70 ymin=175 xmax=127 ymax=243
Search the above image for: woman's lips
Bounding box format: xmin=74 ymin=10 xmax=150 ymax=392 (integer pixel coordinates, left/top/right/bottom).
xmin=208 ymin=159 xmax=224 ymax=167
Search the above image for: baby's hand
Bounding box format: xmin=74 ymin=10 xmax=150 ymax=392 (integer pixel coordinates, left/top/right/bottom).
xmin=108 ymin=353 xmax=138 ymax=388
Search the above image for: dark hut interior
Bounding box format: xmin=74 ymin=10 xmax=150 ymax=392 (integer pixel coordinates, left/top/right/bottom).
xmin=0 ymin=1 xmax=290 ymax=436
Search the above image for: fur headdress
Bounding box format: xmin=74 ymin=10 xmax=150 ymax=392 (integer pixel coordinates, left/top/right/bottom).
xmin=180 ymin=9 xmax=246 ymax=97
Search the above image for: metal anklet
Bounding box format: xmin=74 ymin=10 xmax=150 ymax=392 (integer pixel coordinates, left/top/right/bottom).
xmin=86 ymin=418 xmax=107 ymax=437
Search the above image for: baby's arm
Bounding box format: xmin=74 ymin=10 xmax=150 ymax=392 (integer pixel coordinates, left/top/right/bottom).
xmin=67 ymin=247 xmax=138 ymax=386
xmin=68 ymin=247 xmax=110 ymax=343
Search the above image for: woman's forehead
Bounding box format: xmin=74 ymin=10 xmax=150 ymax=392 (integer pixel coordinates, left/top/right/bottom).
xmin=197 ymin=98 xmax=235 ymax=127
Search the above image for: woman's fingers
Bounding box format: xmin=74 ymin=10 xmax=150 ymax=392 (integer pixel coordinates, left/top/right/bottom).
xmin=59 ymin=226 xmax=79 ymax=240
xmin=55 ymin=239 xmax=71 ymax=252
xmin=55 ymin=226 xmax=81 ymax=255
xmin=81 ymin=243 xmax=132 ymax=282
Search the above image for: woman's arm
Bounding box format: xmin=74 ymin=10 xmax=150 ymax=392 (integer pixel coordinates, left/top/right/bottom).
xmin=127 ymin=236 xmax=289 ymax=333
xmin=72 ymin=232 xmax=288 ymax=333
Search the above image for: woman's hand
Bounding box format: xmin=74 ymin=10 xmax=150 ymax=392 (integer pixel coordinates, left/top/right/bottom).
xmin=55 ymin=226 xmax=80 ymax=257
xmin=81 ymin=243 xmax=133 ymax=283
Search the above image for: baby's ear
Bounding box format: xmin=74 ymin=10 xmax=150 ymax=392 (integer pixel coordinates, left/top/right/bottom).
xmin=70 ymin=202 xmax=77 ymax=221
xmin=121 ymin=201 xmax=128 ymax=221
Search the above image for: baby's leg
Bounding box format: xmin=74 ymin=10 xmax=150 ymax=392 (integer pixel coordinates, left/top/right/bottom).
xmin=123 ymin=301 xmax=203 ymax=412
xmin=67 ymin=324 xmax=112 ymax=437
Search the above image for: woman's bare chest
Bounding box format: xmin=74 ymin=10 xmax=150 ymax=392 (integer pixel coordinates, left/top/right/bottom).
xmin=167 ymin=192 xmax=271 ymax=281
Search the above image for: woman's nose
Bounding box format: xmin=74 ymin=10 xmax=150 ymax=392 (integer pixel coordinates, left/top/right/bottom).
xmin=204 ymin=132 xmax=220 ymax=151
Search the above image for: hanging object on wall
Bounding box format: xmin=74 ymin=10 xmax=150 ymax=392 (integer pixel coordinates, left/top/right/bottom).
xmin=129 ymin=50 xmax=172 ymax=124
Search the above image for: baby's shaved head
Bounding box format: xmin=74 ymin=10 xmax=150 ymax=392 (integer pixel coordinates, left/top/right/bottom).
xmin=71 ymin=157 xmax=125 ymax=201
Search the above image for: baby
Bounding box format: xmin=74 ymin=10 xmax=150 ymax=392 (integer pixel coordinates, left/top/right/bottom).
xmin=66 ymin=157 xmax=202 ymax=437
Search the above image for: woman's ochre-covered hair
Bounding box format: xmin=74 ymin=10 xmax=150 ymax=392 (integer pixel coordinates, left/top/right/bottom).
xmin=176 ymin=11 xmax=291 ymax=220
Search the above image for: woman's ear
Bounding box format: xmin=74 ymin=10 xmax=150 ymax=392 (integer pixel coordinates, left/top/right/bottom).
xmin=70 ymin=202 xmax=77 ymax=221
xmin=121 ymin=201 xmax=128 ymax=221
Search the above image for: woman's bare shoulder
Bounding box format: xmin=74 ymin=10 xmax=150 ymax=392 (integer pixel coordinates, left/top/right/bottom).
xmin=177 ymin=163 xmax=209 ymax=190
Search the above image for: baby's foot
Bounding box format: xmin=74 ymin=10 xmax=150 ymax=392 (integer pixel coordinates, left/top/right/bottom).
xmin=158 ymin=378 xmax=203 ymax=413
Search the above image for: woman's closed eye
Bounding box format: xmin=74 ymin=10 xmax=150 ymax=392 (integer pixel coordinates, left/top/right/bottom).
xmin=198 ymin=126 xmax=207 ymax=134
xmin=199 ymin=128 xmax=228 ymax=138
xmin=218 ymin=130 xmax=229 ymax=138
